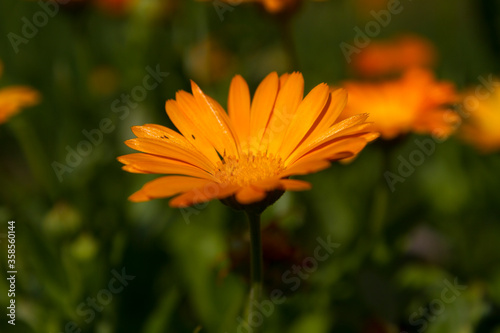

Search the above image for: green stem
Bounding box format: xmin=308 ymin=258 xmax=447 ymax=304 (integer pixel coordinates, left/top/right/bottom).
xmin=245 ymin=210 xmax=263 ymax=330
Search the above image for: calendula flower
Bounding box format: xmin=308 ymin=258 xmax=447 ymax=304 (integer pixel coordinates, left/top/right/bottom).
xmin=119 ymin=72 xmax=377 ymax=209
xmin=341 ymin=69 xmax=459 ymax=140
xmin=459 ymin=81 xmax=500 ymax=152
xmin=351 ymin=35 xmax=437 ymax=77
xmin=0 ymin=61 xmax=40 ymax=124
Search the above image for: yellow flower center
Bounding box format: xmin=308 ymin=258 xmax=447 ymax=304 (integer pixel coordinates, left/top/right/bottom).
xmin=214 ymin=153 xmax=284 ymax=186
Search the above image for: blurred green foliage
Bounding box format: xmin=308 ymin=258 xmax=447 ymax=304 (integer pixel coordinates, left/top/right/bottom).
xmin=1 ymin=0 xmax=500 ymax=332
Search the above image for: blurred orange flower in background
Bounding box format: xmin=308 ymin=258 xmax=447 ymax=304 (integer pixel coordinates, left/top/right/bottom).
xmin=184 ymin=37 xmax=235 ymax=85
xmin=258 ymin=0 xmax=306 ymax=13
xmin=205 ymin=0 xmax=326 ymax=14
xmin=250 ymin=0 xmax=301 ymax=13
xmin=350 ymin=34 xmax=437 ymax=77
xmin=341 ymin=69 xmax=459 ymax=140
xmin=119 ymin=72 xmax=378 ymax=208
xmin=0 ymin=61 xmax=40 ymax=124
xmin=459 ymin=81 xmax=500 ymax=153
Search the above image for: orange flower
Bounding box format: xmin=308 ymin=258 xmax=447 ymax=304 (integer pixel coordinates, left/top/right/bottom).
xmin=259 ymin=0 xmax=303 ymax=12
xmin=0 ymin=61 xmax=40 ymax=124
xmin=459 ymin=82 xmax=500 ymax=152
xmin=119 ymin=72 xmax=378 ymax=209
xmin=351 ymin=35 xmax=437 ymax=77
xmin=341 ymin=69 xmax=459 ymax=140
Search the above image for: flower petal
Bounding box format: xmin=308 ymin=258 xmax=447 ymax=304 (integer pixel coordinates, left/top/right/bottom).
xmin=228 ymin=75 xmax=251 ymax=146
xmin=235 ymin=186 xmax=267 ymax=205
xmin=169 ymin=183 xmax=240 ymax=208
xmin=132 ymin=124 xmax=191 ymax=146
xmin=117 ymin=153 xmax=212 ymax=178
xmin=125 ymin=138 xmax=214 ymax=171
xmin=294 ymin=137 xmax=368 ymax=165
xmin=279 ymin=82 xmax=330 ymax=159
xmin=0 ymin=86 xmax=40 ymax=108
xmin=311 ymin=114 xmax=370 ymax=145
xmin=279 ymin=179 xmax=312 ymax=191
xmin=265 ymin=72 xmax=304 ymax=155
xmin=279 ymin=73 xmax=290 ymax=87
xmin=130 ymin=124 xmax=214 ymax=158
xmin=286 ymin=113 xmax=370 ymax=165
xmin=127 ymin=176 xmax=215 ymax=202
xmin=190 ymin=80 xmax=239 ymax=156
xmin=251 ymin=178 xmax=282 ymax=191
xmin=139 ymin=176 xmax=214 ymax=200
xmin=128 ymin=189 xmax=150 ymax=202
xmin=249 ymin=72 xmax=279 ymax=151
xmin=165 ymin=99 xmax=220 ymax=164
xmin=0 ymin=86 xmax=40 ymax=123
xmin=122 ymin=165 xmax=145 ymax=174
xmin=279 ymin=159 xmax=331 ymax=178
xmin=308 ymin=88 xmax=348 ymax=138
